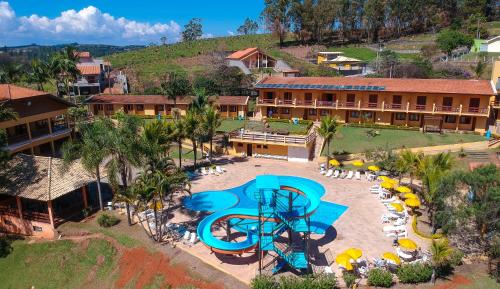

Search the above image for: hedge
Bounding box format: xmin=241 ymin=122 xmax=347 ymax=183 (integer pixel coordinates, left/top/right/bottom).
xmin=396 ymin=263 xmax=433 ymax=284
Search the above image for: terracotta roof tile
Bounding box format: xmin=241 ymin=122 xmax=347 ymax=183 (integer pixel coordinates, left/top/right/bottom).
xmin=257 ymin=76 xmax=495 ymax=95
xmin=0 ymin=84 xmax=48 ymax=101
xmin=214 ymin=96 xmax=249 ymax=106
xmin=226 ymin=47 xmax=259 ymax=60
xmin=77 ymin=65 xmax=101 ymax=75
xmin=86 ymin=94 xmax=193 ymax=105
xmin=74 ymin=51 xmax=91 ymax=58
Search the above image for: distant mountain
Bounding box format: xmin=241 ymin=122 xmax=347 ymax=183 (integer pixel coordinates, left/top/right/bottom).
xmin=0 ymin=43 xmax=145 ymax=61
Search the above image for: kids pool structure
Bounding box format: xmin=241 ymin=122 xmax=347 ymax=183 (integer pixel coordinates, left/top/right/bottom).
xmin=183 ymin=175 xmax=348 ymax=273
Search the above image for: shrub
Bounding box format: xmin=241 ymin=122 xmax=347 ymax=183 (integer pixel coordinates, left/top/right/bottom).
xmin=396 ymin=263 xmax=433 ymax=284
xmin=367 ymin=268 xmax=393 ymax=287
xmin=250 ymin=275 xmax=278 ymax=289
xmin=311 ymin=274 xmax=337 ymax=289
xmin=342 ymin=271 xmax=356 ymax=288
xmin=97 ymin=213 xmax=120 ymax=228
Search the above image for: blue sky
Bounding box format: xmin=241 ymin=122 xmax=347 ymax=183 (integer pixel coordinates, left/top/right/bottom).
xmin=0 ymin=0 xmax=264 ymax=46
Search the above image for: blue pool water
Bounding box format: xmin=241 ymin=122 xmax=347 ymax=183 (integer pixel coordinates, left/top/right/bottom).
xmin=183 ymin=191 xmax=239 ymax=212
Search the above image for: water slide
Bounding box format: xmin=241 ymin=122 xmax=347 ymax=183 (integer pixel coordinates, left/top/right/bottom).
xmin=196 ymin=175 xmax=322 ymax=255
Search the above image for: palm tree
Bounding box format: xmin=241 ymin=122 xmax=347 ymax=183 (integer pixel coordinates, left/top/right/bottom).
xmin=50 ymin=47 xmax=80 ymax=97
xmin=27 ymin=59 xmax=50 ymax=91
xmin=202 ymin=106 xmax=222 ymax=163
xmin=172 ymin=118 xmax=186 ymax=169
xmin=141 ymin=119 xmax=174 ymax=167
xmin=396 ymin=149 xmax=422 ymax=184
xmin=106 ymin=112 xmax=144 ymax=225
xmin=161 ymin=72 xmax=192 ymax=110
xmin=0 ymin=63 xmax=25 ymax=84
xmin=430 ymin=239 xmax=453 ymax=283
xmin=0 ymin=104 xmax=18 ymax=169
xmin=184 ymin=110 xmax=200 ymax=170
xmin=316 ymin=116 xmax=339 ymax=169
xmin=61 ymin=119 xmax=111 ymax=210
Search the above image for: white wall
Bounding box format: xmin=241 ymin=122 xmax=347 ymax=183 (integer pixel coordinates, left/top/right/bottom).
xmin=287 ymin=146 xmax=310 ymax=163
xmin=481 ymin=40 xmax=500 ymax=53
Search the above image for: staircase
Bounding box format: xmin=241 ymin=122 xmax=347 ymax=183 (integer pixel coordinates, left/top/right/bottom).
xmin=488 ymin=138 xmax=500 ymax=148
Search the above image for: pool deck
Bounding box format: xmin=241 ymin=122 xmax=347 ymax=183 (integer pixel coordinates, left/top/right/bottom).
xmin=169 ymin=157 xmax=430 ymax=285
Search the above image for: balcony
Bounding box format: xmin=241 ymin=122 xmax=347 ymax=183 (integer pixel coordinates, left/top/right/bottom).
xmin=258 ymin=98 xmax=275 ymax=104
xmin=434 ymin=106 xmax=460 ymax=113
xmin=383 ymin=103 xmax=404 ymax=111
xmin=7 ymin=127 xmax=72 ymax=152
xmin=492 ymin=101 xmax=500 ymax=108
xmin=467 ymin=107 xmax=488 ymax=114
xmin=362 ymin=102 xmax=380 ymax=109
xmin=229 ymin=130 xmax=316 ymax=146
xmin=316 ymin=100 xmax=336 ymax=108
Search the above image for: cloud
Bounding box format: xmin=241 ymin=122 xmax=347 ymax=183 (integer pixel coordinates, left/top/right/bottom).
xmin=0 ymin=2 xmax=181 ymax=45
xmin=227 ymin=30 xmax=235 ymax=36
xmin=201 ymin=33 xmax=214 ymax=39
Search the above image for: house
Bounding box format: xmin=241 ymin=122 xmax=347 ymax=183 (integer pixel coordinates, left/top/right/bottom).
xmin=255 ymin=76 xmax=496 ymax=133
xmin=480 ymin=36 xmax=500 ymax=53
xmin=316 ymin=52 xmax=365 ymax=75
xmin=0 ymin=84 xmax=73 ymax=156
xmin=0 ymin=154 xmax=105 ymax=238
xmin=490 ymin=60 xmax=500 ymax=133
xmin=86 ymin=94 xmax=249 ymax=119
xmin=226 ymin=47 xmax=292 ymax=75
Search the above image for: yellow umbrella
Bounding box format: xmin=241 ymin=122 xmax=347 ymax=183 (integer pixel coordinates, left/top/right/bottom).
xmin=405 ymin=198 xmax=421 ymax=208
xmin=381 ymin=181 xmax=395 ymax=189
xmin=396 ymin=186 xmax=411 ymax=194
xmin=149 ymin=201 xmax=163 ymax=210
xmin=390 ymin=202 xmax=404 ymax=212
xmin=368 ymin=165 xmax=380 ymax=172
xmin=398 ymin=238 xmax=418 ymax=251
xmin=403 ymin=193 xmax=418 ymax=199
xmin=335 ymin=253 xmax=354 ymax=271
xmin=352 ymin=160 xmax=364 ymax=167
xmin=329 ymin=159 xmax=340 ymax=167
xmin=344 ymin=248 xmax=363 ymax=260
xmin=378 ymin=176 xmax=390 ymax=182
xmin=382 ymin=252 xmax=401 ymax=265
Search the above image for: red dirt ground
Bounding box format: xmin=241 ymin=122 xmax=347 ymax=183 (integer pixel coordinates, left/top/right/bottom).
xmin=116 ymin=246 xmax=223 ymax=289
xmin=431 ymin=275 xmax=472 ymax=289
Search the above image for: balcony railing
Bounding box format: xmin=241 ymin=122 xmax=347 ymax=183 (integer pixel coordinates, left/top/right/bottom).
xmin=415 ymin=104 xmax=427 ymax=111
xmin=259 ymin=98 xmax=274 ymax=104
xmin=229 ymin=130 xmax=316 ymax=146
xmin=30 ymin=128 xmax=50 ymax=138
xmin=435 ymin=106 xmax=460 ymax=113
xmin=7 ymin=127 xmax=72 ymax=152
xmin=317 ymin=100 xmax=336 ymax=107
xmin=384 ymin=103 xmax=404 ymax=110
xmin=7 ymin=134 xmax=30 ymax=145
xmin=467 ymin=107 xmax=488 ymax=114
xmin=362 ymin=102 xmax=379 ymax=109
xmin=492 ymin=101 xmax=500 ymax=107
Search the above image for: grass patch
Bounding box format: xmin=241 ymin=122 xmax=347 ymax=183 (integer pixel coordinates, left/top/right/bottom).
xmin=0 ymin=239 xmax=116 ymax=289
xmin=169 ymin=147 xmax=203 ymax=160
xmin=324 ymin=126 xmax=484 ymax=155
xmin=217 ymin=119 xmax=245 ymax=133
xmin=217 ymin=119 xmax=309 ymax=134
xmin=457 ymin=275 xmax=500 ymax=289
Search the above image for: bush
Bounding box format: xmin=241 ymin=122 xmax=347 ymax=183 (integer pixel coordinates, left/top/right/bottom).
xmin=97 ymin=213 xmax=120 ymax=228
xmin=342 ymin=271 xmax=356 ymax=288
xmin=396 ymin=263 xmax=433 ymax=284
xmin=367 ymin=268 xmax=393 ymax=287
xmin=250 ymin=275 xmax=278 ymax=289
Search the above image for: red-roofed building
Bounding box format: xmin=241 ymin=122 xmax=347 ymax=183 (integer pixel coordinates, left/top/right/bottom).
xmin=226 ymin=47 xmax=278 ymax=75
xmin=255 ymin=76 xmax=496 ymax=132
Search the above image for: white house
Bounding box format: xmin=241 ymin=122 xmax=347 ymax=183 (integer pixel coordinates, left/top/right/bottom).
xmin=480 ymin=36 xmax=500 ymax=53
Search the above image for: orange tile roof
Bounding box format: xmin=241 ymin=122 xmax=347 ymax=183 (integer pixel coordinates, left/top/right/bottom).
xmin=74 ymin=51 xmax=91 ymax=58
xmin=257 ymin=76 xmax=495 ymax=95
xmin=214 ymin=96 xmax=249 ymax=106
xmin=226 ymin=47 xmax=259 ymax=60
xmin=87 ymin=94 xmax=193 ymax=105
xmin=0 ymin=84 xmax=48 ymax=101
xmin=77 ymin=65 xmax=102 ymax=75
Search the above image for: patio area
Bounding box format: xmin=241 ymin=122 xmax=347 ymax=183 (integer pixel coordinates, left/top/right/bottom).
xmin=165 ymin=157 xmax=430 ymax=285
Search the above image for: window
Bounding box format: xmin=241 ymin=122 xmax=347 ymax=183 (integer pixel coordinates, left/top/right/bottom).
xmin=135 ymin=104 xmax=144 ymax=111
xmin=308 ymin=109 xmax=317 ymax=115
xmin=305 ymin=93 xmax=313 ymax=101
xmin=230 ymin=105 xmax=237 ymax=112
xmin=395 ymin=113 xmax=406 ymax=120
xmin=442 ymin=97 xmax=453 ymax=107
xmin=347 ymin=94 xmax=356 ymax=103
xmin=155 ymin=104 xmax=164 ymax=112
xmin=323 ymin=93 xmax=335 ymax=101
xmin=124 ymin=104 xmax=133 ymax=112
xmin=350 ymin=111 xmax=360 ymax=118
xmin=105 ymin=104 xmax=113 ymax=111
xmin=320 ymin=109 xmax=329 ymax=116
xmin=392 ymin=95 xmax=402 ymax=104
xmin=368 ymin=94 xmax=378 ymax=104
xmin=281 ymin=107 xmax=290 ymax=114
xmin=263 ymin=145 xmax=268 ymax=149
xmin=409 ymin=113 xmax=420 ymax=121
xmin=362 ymin=111 xmax=374 ymax=119
xmin=95 ymin=104 xmax=103 ymax=111
xmin=265 ymin=92 xmax=274 ymax=99
xmin=469 ymin=98 xmax=480 ymax=108
xmin=256 ymin=145 xmax=262 ymax=148
xmin=284 ymin=92 xmax=292 ymax=100
xmin=444 ymin=115 xmax=457 ymax=123
xmin=417 ymin=96 xmax=427 ymax=105
xmin=219 ymin=105 xmax=228 ymax=112
xmin=460 ymin=116 xmax=471 ymax=124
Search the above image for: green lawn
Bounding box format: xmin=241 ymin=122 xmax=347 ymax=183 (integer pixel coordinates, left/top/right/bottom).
xmin=169 ymin=147 xmax=203 ymax=160
xmin=323 ymin=126 xmax=485 ymax=155
xmin=217 ymin=119 xmax=245 ymax=133
xmin=0 ymin=238 xmax=116 ymax=289
xmin=217 ymin=119 xmax=310 ymax=135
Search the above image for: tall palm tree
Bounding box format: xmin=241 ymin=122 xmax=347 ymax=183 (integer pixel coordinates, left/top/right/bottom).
xmin=430 ymin=239 xmax=453 ymax=283
xmin=316 ymin=116 xmax=339 ymax=169
xmin=184 ymin=110 xmax=200 ymax=170
xmin=161 ymin=72 xmax=192 ymax=110
xmin=0 ymin=104 xmax=18 ymax=169
xmin=172 ymin=118 xmax=186 ymax=169
xmin=50 ymin=47 xmax=80 ymax=97
xmin=396 ymin=149 xmax=422 ymax=184
xmin=202 ymin=106 xmax=222 ymax=163
xmin=141 ymin=119 xmax=174 ymax=167
xmin=106 ymin=112 xmax=144 ymax=225
xmin=61 ymin=119 xmax=111 ymax=210
xmin=27 ymin=59 xmax=50 ymax=91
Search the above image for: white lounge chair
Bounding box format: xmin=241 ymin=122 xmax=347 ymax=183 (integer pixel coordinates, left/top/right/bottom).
xmin=386 ymin=230 xmax=408 ymax=238
xmin=323 ymin=266 xmax=334 ymax=274
xmin=355 ymin=171 xmax=361 ymax=180
xmin=200 ymin=167 xmax=208 ymax=175
xmin=332 ymin=170 xmax=340 ymax=178
xmin=216 ymin=166 xmax=224 ymax=174
xmin=189 ymin=232 xmax=197 ymax=246
xmin=325 ymin=169 xmax=333 ymax=177
xmin=339 ymin=171 xmax=346 ymax=178
xmin=182 ymin=230 xmax=191 ymax=244
xmin=346 ymin=171 xmax=354 ymax=179
xmin=208 ymin=167 xmax=216 ymax=175
xmin=383 ymin=225 xmax=406 ymax=233
xmin=396 ymin=248 xmax=415 ymax=261
xmin=394 ymin=218 xmax=407 ymax=226
xmin=380 ymin=196 xmax=397 ymax=203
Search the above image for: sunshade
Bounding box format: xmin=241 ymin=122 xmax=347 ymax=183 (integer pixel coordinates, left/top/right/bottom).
xmin=335 ymin=253 xmax=354 ymax=270
xmin=381 ymin=181 xmax=395 ymax=189
xmin=396 ymin=186 xmax=411 ymax=194
xmin=352 ymin=160 xmax=364 ymax=167
xmin=344 ymin=248 xmax=363 ymax=260
xmin=368 ymin=165 xmax=380 ymax=171
xmin=329 ymin=159 xmax=340 ymax=167
xmin=382 ymin=252 xmax=401 ymax=265
xmin=390 ymin=202 xmax=404 ymax=212
xmin=398 ymin=238 xmax=418 ymax=251
xmin=403 ymin=193 xmax=418 ymax=199
xmin=379 ymin=176 xmax=390 ymax=181
xmin=405 ymin=198 xmax=421 ymax=207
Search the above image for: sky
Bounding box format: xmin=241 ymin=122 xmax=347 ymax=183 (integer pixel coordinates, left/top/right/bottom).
xmin=0 ymin=0 xmax=264 ymax=46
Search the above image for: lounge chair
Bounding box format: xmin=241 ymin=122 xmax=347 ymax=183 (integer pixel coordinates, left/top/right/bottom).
xmin=325 ymin=169 xmax=333 ymax=177
xmin=346 ymin=171 xmax=354 ymax=179
xmin=355 ymin=171 xmax=361 ymax=180
xmin=358 ymin=266 xmax=369 ymax=277
xmin=379 ymin=190 xmax=392 ymax=199
xmin=320 ymin=168 xmax=326 ymax=175
xmin=332 ymin=170 xmax=340 ymax=178
xmin=383 ymin=225 xmax=406 ymax=233
xmin=104 ymin=201 xmax=114 ymax=210
xmin=323 ymin=266 xmax=334 ymax=274
xmin=339 ymin=171 xmax=346 ymax=178
xmin=182 ymin=230 xmax=191 ymax=244
xmin=394 ymin=218 xmax=407 ymax=226
xmin=200 ymin=167 xmax=208 ymax=175
xmin=396 ymin=248 xmax=415 ymax=261
xmin=189 ymin=232 xmax=197 ymax=246
xmin=386 ymin=230 xmax=408 ymax=238
xmin=208 ymin=167 xmax=217 ymax=175
xmin=216 ymin=166 xmax=224 ymax=174
xmin=380 ymin=196 xmax=397 ymax=203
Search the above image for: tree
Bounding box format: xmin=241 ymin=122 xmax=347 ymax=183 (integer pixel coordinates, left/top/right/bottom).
xmin=430 ymin=239 xmax=453 ymax=283
xmin=106 ymin=112 xmax=144 ymax=225
xmin=379 ymin=49 xmax=400 ymax=77
xmin=436 ymin=30 xmax=473 ymax=57
xmin=0 ymin=104 xmax=18 ymax=170
xmin=50 ymin=46 xmax=80 ymax=96
xmin=316 ymin=116 xmax=339 ymax=169
xmin=160 ymin=36 xmax=168 ymax=45
xmin=182 ymin=18 xmax=203 ymax=41
xmin=262 ymin=0 xmax=294 ymax=47
xmin=0 ymin=63 xmax=24 ymax=84
xmin=396 ymin=149 xmax=422 ymax=185
xmin=68 ymin=105 xmax=88 ymax=125
xmin=471 ymin=58 xmax=486 ymax=79
xmin=141 ymin=119 xmax=175 ymax=168
xmin=184 ymin=110 xmax=200 ymax=170
xmin=27 ymin=59 xmax=50 ymax=91
xmin=160 ymin=72 xmax=192 ymax=109
xmin=61 ymin=119 xmax=112 ymax=210
xmin=237 ymin=18 xmax=259 ymax=35
xmin=202 ymin=106 xmax=222 ymax=163
xmin=172 ymin=118 xmax=186 ymax=169
xmin=364 ymin=0 xmax=387 ymax=42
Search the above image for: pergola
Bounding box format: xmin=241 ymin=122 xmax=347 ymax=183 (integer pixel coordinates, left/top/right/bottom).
xmin=423 ymin=116 xmax=443 ymax=133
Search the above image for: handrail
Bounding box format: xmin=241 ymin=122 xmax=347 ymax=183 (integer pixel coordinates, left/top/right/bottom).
xmin=229 ymin=130 xmax=315 ymax=145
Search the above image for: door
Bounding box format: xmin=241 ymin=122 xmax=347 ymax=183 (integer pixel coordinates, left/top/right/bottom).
xmin=246 ymin=144 xmax=253 ymax=156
